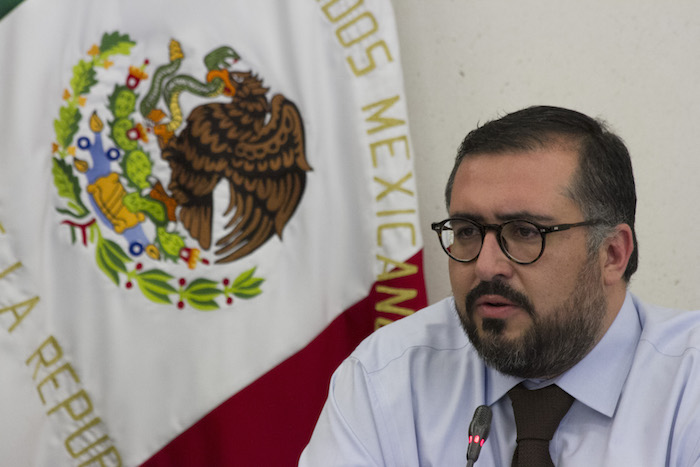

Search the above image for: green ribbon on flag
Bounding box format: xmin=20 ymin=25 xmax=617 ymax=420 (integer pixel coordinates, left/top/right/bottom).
xmin=0 ymin=0 xmax=23 ymax=21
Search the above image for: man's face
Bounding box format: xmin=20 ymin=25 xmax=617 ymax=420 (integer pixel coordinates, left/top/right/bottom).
xmin=448 ymin=145 xmax=610 ymax=379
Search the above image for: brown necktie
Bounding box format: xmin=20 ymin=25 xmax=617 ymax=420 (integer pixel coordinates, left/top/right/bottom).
xmin=507 ymin=383 xmax=574 ymax=467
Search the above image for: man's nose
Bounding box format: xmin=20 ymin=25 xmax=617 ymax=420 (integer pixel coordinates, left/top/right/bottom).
xmin=474 ymin=231 xmax=514 ymax=282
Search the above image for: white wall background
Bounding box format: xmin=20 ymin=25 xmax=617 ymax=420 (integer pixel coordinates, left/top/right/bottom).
xmin=390 ymin=0 xmax=700 ymax=310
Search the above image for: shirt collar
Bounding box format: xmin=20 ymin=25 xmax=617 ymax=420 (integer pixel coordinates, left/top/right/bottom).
xmin=556 ymin=292 xmax=640 ymax=417
xmin=484 ymin=292 xmax=641 ymax=417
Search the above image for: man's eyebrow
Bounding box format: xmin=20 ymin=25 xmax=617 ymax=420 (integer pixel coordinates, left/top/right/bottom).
xmin=447 ymin=211 xmax=485 ymax=222
xmin=496 ymin=211 xmax=557 ymax=223
xmin=448 ymin=211 xmax=557 ymax=223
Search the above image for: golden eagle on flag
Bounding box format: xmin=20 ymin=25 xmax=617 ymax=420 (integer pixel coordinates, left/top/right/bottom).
xmin=148 ymin=41 xmax=312 ymax=263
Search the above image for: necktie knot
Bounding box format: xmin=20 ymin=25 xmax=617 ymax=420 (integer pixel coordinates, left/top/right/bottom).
xmin=508 ymin=383 xmax=574 ymax=466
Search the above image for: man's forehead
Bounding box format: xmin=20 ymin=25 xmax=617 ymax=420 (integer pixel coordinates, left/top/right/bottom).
xmin=449 ymin=147 xmax=581 ymax=219
xmin=456 ymin=144 xmax=580 ymax=181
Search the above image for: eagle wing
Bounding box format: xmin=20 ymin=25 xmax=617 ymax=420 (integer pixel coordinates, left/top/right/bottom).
xmin=162 ymin=104 xmax=232 ymax=251
xmin=215 ymin=94 xmax=311 ymax=263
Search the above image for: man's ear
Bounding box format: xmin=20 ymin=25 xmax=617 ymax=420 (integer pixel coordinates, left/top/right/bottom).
xmin=601 ymin=224 xmax=634 ymax=286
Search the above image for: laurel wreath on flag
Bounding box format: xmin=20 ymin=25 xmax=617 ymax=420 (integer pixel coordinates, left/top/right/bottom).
xmin=50 ymin=31 xmax=264 ymax=310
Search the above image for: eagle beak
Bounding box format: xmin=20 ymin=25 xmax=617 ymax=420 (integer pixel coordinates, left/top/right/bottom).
xmin=206 ymin=69 xmax=237 ymax=97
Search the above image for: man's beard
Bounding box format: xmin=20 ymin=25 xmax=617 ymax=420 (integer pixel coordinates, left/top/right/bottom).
xmin=458 ymin=256 xmax=607 ymax=379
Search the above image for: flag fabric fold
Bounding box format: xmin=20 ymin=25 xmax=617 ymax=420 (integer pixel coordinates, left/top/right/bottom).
xmin=0 ymin=0 xmax=427 ymax=465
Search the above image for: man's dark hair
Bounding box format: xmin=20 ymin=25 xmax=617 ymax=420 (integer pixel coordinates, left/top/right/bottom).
xmin=445 ymin=105 xmax=638 ymax=281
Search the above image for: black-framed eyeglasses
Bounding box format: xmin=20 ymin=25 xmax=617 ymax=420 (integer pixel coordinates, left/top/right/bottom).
xmin=431 ymin=218 xmax=603 ymax=265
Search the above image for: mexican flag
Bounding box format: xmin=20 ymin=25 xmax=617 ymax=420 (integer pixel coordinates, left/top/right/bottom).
xmin=0 ymin=0 xmax=427 ymax=465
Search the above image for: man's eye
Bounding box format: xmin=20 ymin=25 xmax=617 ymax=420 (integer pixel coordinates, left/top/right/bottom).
xmin=509 ymin=223 xmax=540 ymax=240
xmin=454 ymin=225 xmax=480 ymax=238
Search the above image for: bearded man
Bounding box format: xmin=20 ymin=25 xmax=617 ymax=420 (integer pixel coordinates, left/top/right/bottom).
xmin=300 ymin=106 xmax=700 ymax=466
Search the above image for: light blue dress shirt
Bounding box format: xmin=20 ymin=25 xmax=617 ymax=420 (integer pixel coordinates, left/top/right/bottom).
xmin=299 ymin=293 xmax=700 ymax=466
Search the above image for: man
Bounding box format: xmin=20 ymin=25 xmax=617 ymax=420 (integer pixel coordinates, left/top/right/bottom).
xmin=299 ymin=106 xmax=700 ymax=466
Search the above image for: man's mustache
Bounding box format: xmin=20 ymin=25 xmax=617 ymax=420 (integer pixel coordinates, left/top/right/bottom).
xmin=464 ymin=280 xmax=535 ymax=318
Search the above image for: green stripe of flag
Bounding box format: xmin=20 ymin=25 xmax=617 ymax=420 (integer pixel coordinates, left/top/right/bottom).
xmin=0 ymin=0 xmax=24 ymax=21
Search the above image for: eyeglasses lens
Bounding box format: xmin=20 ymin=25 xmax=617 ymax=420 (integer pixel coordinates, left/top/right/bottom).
xmin=439 ymin=219 xmax=544 ymax=263
xmin=500 ymin=221 xmax=543 ymax=263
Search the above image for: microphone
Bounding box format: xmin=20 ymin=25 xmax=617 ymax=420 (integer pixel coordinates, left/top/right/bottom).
xmin=466 ymin=405 xmax=492 ymax=467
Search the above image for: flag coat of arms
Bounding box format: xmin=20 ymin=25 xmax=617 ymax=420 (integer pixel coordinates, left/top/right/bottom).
xmin=0 ymin=0 xmax=427 ymax=465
